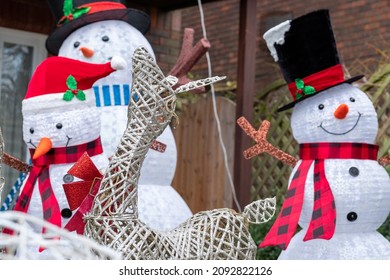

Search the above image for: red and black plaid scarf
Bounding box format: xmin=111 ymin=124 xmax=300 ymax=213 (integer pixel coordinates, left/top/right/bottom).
xmin=260 ymin=142 xmax=378 ymax=250
xmin=13 ymin=138 xmax=103 ymax=234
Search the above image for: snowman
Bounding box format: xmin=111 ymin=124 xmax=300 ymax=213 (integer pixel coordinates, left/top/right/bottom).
xmin=245 ymin=10 xmax=390 ymax=259
xmin=13 ymin=55 xmax=123 ymax=241
xmin=44 ymin=0 xmax=192 ymax=231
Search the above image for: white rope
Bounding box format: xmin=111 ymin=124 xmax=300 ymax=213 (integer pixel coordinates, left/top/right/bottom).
xmin=197 ymin=0 xmax=242 ymax=212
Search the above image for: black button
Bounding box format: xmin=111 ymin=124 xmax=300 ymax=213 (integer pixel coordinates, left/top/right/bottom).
xmin=63 ymin=174 xmax=74 ymax=183
xmin=347 ymin=212 xmax=358 ymax=222
xmin=61 ymin=208 xmax=72 ymax=219
xmin=349 ymin=167 xmax=359 ymax=177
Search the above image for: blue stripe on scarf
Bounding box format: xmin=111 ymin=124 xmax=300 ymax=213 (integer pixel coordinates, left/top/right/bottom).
xmin=93 ymin=85 xmax=131 ymax=107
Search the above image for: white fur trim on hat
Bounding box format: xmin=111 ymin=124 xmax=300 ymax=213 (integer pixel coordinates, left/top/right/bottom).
xmin=22 ymin=89 xmax=96 ymax=115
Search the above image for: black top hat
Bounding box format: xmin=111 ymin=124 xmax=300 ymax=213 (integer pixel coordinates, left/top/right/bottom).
xmin=263 ymin=9 xmax=363 ymax=112
xmin=45 ymin=0 xmax=151 ymax=55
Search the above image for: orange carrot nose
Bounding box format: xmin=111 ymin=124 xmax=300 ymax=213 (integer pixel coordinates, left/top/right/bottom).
xmin=334 ymin=103 xmax=349 ymax=119
xmin=80 ymin=47 xmax=94 ymax=58
xmin=33 ymin=137 xmax=52 ymax=160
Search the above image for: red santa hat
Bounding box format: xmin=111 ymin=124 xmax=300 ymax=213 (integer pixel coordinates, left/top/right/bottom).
xmin=22 ymin=56 xmax=122 ymax=114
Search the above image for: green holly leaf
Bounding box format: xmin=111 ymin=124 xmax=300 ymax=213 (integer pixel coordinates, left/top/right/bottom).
xmin=63 ymin=90 xmax=74 ymax=101
xmin=73 ymin=7 xmax=91 ymax=19
xmin=66 ymin=75 xmax=77 ymax=90
xmin=76 ymin=90 xmax=86 ymax=101
xmin=63 ymin=0 xmax=74 ymax=16
xmin=296 ymin=93 xmax=303 ymax=100
xmin=303 ymin=86 xmax=316 ymax=95
xmin=303 ymin=85 xmax=316 ymax=95
xmin=295 ymin=78 xmax=304 ymax=90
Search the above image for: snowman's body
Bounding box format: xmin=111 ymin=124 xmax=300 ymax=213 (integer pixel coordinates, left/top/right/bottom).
xmin=278 ymin=84 xmax=390 ymax=259
xmin=58 ymin=20 xmax=192 ymax=231
xmin=20 ymin=92 xmax=109 ymax=234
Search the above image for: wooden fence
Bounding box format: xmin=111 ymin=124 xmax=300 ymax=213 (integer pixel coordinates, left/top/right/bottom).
xmin=172 ymin=96 xmax=235 ymax=213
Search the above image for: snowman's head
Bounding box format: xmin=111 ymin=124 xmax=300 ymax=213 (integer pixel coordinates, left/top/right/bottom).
xmin=22 ymin=89 xmax=101 ymax=150
xmin=21 ymin=56 xmax=117 ymax=157
xmin=291 ymin=83 xmax=378 ymax=144
xmin=58 ymin=20 xmax=155 ymax=85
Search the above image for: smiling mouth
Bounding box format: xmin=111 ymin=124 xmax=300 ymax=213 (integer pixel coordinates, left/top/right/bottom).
xmin=27 ymin=139 xmax=36 ymax=148
xmin=66 ymin=135 xmax=72 ymax=147
xmin=319 ymin=112 xmax=362 ymax=135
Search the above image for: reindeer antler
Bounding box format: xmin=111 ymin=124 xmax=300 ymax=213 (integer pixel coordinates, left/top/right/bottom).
xmin=237 ymin=117 xmax=298 ymax=167
xmin=168 ymin=28 xmax=210 ymax=93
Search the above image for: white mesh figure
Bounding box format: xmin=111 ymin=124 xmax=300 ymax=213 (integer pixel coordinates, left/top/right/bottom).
xmin=58 ymin=19 xmax=193 ymax=232
xmin=84 ymin=47 xmax=275 ymax=260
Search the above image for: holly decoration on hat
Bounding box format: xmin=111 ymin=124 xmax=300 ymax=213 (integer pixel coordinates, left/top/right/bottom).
xmin=295 ymin=78 xmax=316 ymax=100
xmin=58 ymin=0 xmax=91 ymax=26
xmin=63 ymin=75 xmax=86 ymax=101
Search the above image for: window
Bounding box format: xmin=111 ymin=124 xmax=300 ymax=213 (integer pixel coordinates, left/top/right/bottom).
xmin=0 ymin=27 xmax=47 ymax=203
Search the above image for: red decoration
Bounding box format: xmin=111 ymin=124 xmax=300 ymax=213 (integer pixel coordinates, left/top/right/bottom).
xmin=63 ymin=152 xmax=103 ymax=234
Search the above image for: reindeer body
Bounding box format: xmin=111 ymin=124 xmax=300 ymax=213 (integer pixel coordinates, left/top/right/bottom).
xmin=84 ymin=48 xmax=261 ymax=260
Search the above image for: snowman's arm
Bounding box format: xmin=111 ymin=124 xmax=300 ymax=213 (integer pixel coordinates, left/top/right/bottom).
xmin=168 ymin=28 xmax=210 ymax=93
xmin=2 ymin=153 xmax=31 ymax=173
xmin=237 ymin=117 xmax=298 ymax=167
xmin=379 ymin=154 xmax=390 ymax=167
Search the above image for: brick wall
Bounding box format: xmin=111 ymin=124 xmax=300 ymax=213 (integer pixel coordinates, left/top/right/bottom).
xmin=0 ymin=0 xmax=54 ymax=34
xmin=174 ymin=0 xmax=390 ymax=92
xmin=145 ymin=9 xmax=183 ymax=75
xmin=4 ymin=0 xmax=390 ymax=87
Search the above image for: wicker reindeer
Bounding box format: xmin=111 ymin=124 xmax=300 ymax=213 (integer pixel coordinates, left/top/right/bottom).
xmin=84 ymin=47 xmax=275 ymax=260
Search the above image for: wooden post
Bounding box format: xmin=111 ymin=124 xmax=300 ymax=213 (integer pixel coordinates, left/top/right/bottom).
xmin=233 ymin=0 xmax=257 ymax=210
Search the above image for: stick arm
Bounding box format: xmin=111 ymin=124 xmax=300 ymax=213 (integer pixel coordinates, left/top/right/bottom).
xmin=2 ymin=153 xmax=31 ymax=173
xmin=379 ymin=154 xmax=390 ymax=167
xmin=237 ymin=117 xmax=298 ymax=167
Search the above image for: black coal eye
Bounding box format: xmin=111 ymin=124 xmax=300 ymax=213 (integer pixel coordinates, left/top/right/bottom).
xmin=73 ymin=41 xmax=80 ymax=48
xmin=29 ymin=128 xmax=34 ymax=134
xmin=350 ymin=97 xmax=355 ymax=102
xmin=102 ymin=36 xmax=109 ymax=42
xmin=56 ymin=123 xmax=63 ymax=129
xmin=318 ymin=104 xmax=325 ymax=110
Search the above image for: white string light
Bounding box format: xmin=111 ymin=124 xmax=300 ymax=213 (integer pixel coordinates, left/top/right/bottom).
xmin=197 ymin=0 xmax=242 ymax=212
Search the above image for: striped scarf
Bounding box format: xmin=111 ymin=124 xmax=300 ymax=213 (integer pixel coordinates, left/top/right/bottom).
xmin=260 ymin=142 xmax=378 ymax=250
xmin=13 ymin=138 xmax=103 ymax=234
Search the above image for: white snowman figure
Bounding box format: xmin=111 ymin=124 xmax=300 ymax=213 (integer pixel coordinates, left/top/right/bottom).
xmin=13 ymin=56 xmax=123 ymax=244
xmin=45 ymin=0 xmax=192 ymax=231
xmin=257 ymin=10 xmax=390 ymax=259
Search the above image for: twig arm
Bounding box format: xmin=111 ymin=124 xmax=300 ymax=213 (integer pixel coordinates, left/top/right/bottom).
xmin=379 ymin=154 xmax=390 ymax=167
xmin=2 ymin=153 xmax=31 ymax=173
xmin=237 ymin=117 xmax=298 ymax=167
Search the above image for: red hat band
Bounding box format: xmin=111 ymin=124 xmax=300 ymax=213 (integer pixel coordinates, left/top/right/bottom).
xmin=58 ymin=1 xmax=126 ymax=26
xmin=287 ymin=64 xmax=345 ymax=102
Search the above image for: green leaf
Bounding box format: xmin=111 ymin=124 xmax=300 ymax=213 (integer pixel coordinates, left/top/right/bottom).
xmin=63 ymin=90 xmax=74 ymax=101
xmin=76 ymin=90 xmax=86 ymax=101
xmin=296 ymin=93 xmax=303 ymax=100
xmin=66 ymin=75 xmax=77 ymax=90
xmin=303 ymin=85 xmax=316 ymax=95
xmin=295 ymin=79 xmax=304 ymax=90
xmin=63 ymin=0 xmax=74 ymax=16
xmin=73 ymin=7 xmax=91 ymax=19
